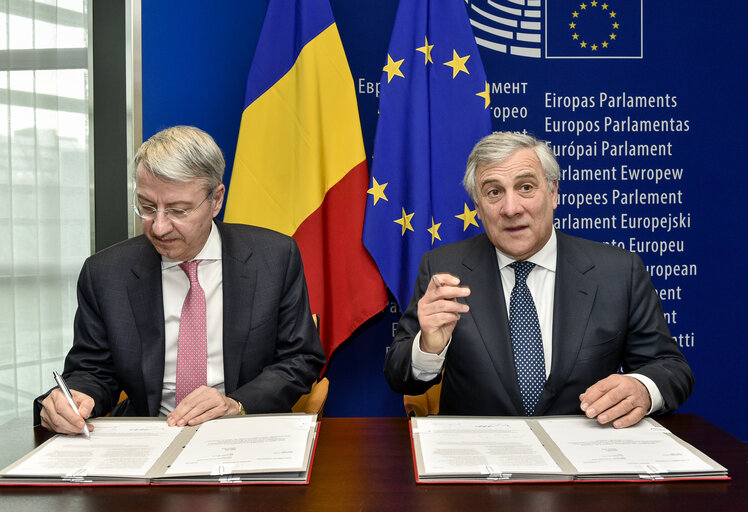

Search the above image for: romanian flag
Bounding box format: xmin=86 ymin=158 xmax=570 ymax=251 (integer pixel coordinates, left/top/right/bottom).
xmin=224 ymin=0 xmax=387 ymax=364
xmin=363 ymin=0 xmax=492 ymax=310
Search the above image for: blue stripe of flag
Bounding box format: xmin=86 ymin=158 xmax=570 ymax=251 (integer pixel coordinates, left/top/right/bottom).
xmin=243 ymin=0 xmax=334 ymax=108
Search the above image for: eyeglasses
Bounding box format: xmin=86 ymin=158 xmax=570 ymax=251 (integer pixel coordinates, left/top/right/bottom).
xmin=132 ymin=188 xmax=214 ymax=222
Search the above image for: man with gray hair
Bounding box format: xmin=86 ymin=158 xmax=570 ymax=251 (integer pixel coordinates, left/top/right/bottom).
xmin=38 ymin=125 xmax=325 ymax=434
xmin=384 ymin=131 xmax=693 ymax=428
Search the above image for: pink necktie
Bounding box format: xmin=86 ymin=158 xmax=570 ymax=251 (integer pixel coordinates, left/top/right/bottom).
xmin=175 ymin=260 xmax=207 ymax=405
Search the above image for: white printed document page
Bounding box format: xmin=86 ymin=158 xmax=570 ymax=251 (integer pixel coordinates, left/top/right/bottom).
xmin=537 ymin=417 xmax=715 ymax=475
xmin=165 ymin=414 xmax=317 ymax=476
xmin=412 ymin=417 xmax=562 ymax=478
xmin=5 ymin=420 xmax=181 ymax=479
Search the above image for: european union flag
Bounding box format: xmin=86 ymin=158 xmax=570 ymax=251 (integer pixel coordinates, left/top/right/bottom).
xmin=545 ymin=0 xmax=643 ymax=58
xmin=363 ymin=0 xmax=492 ymax=310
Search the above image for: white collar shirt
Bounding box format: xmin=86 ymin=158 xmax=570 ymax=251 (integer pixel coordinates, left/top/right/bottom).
xmin=159 ymin=221 xmax=224 ymax=415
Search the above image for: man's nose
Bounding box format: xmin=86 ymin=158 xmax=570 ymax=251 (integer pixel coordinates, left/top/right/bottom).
xmin=500 ymin=191 xmax=522 ymax=216
xmin=150 ymin=211 xmax=174 ymax=235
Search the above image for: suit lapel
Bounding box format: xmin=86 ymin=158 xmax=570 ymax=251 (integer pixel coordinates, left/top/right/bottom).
xmin=127 ymin=242 xmax=165 ymax=416
xmin=462 ymin=235 xmax=525 ymax=415
xmin=535 ymin=232 xmax=597 ymax=415
xmin=217 ymin=223 xmax=256 ymax=394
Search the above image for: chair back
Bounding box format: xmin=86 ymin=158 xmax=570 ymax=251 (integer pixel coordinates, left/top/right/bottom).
xmin=403 ymin=377 xmax=442 ymax=417
xmin=292 ymin=377 xmax=330 ymax=416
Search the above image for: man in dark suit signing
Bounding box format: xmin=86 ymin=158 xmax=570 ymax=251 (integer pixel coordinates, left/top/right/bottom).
xmin=38 ymin=125 xmax=325 ymax=434
xmin=384 ymin=131 xmax=693 ymax=428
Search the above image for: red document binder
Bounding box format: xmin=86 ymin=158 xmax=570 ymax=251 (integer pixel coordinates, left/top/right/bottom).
xmin=409 ymin=416 xmax=729 ymax=484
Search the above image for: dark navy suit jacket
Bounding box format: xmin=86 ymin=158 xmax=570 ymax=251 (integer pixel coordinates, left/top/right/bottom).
xmin=384 ymin=231 xmax=693 ymax=416
xmin=35 ymin=221 xmax=325 ymax=423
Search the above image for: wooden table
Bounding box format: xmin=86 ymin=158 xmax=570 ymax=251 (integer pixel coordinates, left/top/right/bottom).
xmin=0 ymin=414 xmax=745 ymax=512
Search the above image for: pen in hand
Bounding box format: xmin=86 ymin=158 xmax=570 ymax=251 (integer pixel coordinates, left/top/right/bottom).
xmin=432 ymin=274 xmax=461 ymax=302
xmin=53 ymin=371 xmax=91 ymax=438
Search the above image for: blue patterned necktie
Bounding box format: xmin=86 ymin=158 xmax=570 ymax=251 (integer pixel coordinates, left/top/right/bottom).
xmin=508 ymin=261 xmax=546 ymax=416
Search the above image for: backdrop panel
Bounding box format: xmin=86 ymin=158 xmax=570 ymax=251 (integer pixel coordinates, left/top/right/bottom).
xmin=142 ymin=0 xmax=748 ymax=440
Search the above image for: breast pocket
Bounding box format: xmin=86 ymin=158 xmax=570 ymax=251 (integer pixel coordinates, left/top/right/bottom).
xmin=576 ymin=331 xmax=623 ymax=362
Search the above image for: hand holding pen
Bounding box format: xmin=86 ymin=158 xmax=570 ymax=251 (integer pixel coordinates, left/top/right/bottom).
xmin=417 ymin=273 xmax=470 ymax=354
xmin=39 ymin=372 xmax=94 ymax=437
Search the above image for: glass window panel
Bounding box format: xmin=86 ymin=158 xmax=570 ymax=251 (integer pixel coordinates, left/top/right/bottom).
xmin=34 ymin=19 xmax=59 ymax=49
xmin=55 ymin=24 xmax=87 ymax=48
xmin=0 ymin=14 xmax=8 ymax=51
xmin=8 ymin=14 xmax=33 ymax=50
xmin=58 ymin=0 xmax=85 ymax=13
xmin=35 ymin=20 xmax=87 ymax=50
xmin=0 ymin=368 xmax=18 ymax=424
xmin=9 ymin=70 xmax=34 ymax=93
xmin=1 ymin=1 xmax=91 ymax=423
xmin=37 ymin=69 xmax=87 ymax=100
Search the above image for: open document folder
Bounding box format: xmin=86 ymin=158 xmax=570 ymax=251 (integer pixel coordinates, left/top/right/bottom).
xmin=410 ymin=416 xmax=728 ymax=483
xmin=0 ymin=414 xmax=318 ymax=485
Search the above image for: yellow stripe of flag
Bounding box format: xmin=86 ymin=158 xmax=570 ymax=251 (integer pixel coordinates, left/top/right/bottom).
xmin=224 ymin=24 xmax=365 ymax=234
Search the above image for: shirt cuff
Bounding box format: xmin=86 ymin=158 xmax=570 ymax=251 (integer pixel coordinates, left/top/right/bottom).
xmin=411 ymin=331 xmax=449 ymax=381
xmin=627 ymin=373 xmax=664 ymax=414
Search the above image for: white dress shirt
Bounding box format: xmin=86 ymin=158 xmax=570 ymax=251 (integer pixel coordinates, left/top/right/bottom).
xmin=410 ymin=230 xmax=663 ymax=413
xmin=159 ymin=221 xmax=224 ymax=415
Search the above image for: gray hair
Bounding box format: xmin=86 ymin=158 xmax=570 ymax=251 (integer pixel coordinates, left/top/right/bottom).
xmin=463 ymin=131 xmax=560 ymax=202
xmin=134 ymin=125 xmax=225 ymax=191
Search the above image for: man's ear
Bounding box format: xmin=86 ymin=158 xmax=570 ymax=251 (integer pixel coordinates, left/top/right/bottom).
xmin=211 ymin=184 xmax=226 ymax=217
xmin=551 ymin=181 xmax=559 ymax=210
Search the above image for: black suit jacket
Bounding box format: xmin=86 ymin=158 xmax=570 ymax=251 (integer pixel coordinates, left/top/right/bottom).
xmin=35 ymin=221 xmax=325 ymax=423
xmin=384 ymin=231 xmax=693 ymax=416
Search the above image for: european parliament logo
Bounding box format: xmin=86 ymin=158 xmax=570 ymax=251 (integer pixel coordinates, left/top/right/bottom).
xmin=466 ymin=0 xmax=643 ymax=59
